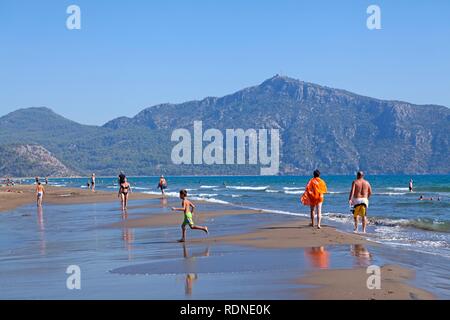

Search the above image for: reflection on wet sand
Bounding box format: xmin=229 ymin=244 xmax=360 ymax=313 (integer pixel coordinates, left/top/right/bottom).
xmin=160 ymin=197 xmax=168 ymax=207
xmin=121 ymin=209 xmax=134 ymax=260
xmin=350 ymin=244 xmax=372 ymax=267
xmin=182 ymin=244 xmax=210 ymax=296
xmin=185 ymin=273 xmax=198 ymax=295
xmin=304 ymin=246 xmax=330 ymax=269
xmin=36 ymin=206 xmax=46 ymax=255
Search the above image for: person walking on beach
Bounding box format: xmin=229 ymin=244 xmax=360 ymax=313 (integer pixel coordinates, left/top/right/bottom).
xmin=158 ymin=175 xmax=168 ymax=195
xmin=171 ymin=189 xmax=208 ymax=242
xmin=45 ymin=177 xmax=48 ymax=185
xmin=349 ymin=171 xmax=372 ymax=233
xmin=91 ymin=173 xmax=96 ymax=192
xmin=36 ymin=182 xmax=45 ymax=207
xmin=409 ymin=178 xmax=414 ymax=192
xmin=118 ymin=177 xmax=132 ymax=210
xmin=301 ymin=170 xmax=328 ymax=229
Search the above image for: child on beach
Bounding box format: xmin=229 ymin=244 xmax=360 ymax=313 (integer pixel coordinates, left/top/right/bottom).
xmin=171 ymin=189 xmax=208 ymax=242
xmin=36 ymin=182 xmax=45 ymax=207
xmin=301 ymin=170 xmax=328 ymax=229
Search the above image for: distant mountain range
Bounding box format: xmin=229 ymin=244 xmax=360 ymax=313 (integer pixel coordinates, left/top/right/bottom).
xmin=1 ymin=75 xmax=449 ymax=177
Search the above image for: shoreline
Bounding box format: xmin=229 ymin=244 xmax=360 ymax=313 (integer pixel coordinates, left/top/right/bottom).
xmin=0 ymin=184 xmax=163 ymax=212
xmin=0 ymin=184 xmax=437 ymax=299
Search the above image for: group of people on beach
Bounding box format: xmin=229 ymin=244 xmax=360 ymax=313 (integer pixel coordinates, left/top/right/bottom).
xmin=0 ymin=178 xmax=15 ymax=186
xmin=31 ymin=169 xmax=372 ymax=239
xmin=301 ymin=170 xmax=372 ymax=233
xmin=33 ymin=169 xmax=435 ymax=240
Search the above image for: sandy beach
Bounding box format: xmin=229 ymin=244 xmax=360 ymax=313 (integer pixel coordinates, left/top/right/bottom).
xmin=299 ymin=264 xmax=435 ymax=300
xmin=0 ymin=184 xmax=438 ymax=300
xmin=0 ymin=184 xmax=161 ymax=212
xmin=212 ymin=221 xmax=368 ymax=248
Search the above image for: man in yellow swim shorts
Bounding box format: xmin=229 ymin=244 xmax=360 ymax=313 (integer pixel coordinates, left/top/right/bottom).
xmin=349 ymin=171 xmax=372 ymax=233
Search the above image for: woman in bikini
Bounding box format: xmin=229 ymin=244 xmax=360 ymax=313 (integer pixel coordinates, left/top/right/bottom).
xmin=118 ymin=177 xmax=132 ymax=210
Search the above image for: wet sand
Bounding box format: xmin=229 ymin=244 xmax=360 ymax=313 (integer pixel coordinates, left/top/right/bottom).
xmin=298 ymin=264 xmax=435 ymax=300
xmin=105 ymin=209 xmax=262 ymax=228
xmin=211 ymin=221 xmax=369 ymax=248
xmin=0 ymin=185 xmax=437 ymax=300
xmin=0 ymin=184 xmax=161 ymax=212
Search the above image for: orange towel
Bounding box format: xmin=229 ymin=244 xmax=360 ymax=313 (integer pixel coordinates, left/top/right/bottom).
xmin=301 ymin=177 xmax=327 ymax=206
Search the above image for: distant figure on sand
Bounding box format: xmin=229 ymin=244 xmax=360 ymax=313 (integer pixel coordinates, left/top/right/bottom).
xmin=118 ymin=177 xmax=132 ymax=210
xmin=409 ymin=179 xmax=413 ymax=192
xmin=158 ymin=175 xmax=168 ymax=195
xmin=45 ymin=177 xmax=48 ymax=185
xmin=349 ymin=171 xmax=372 ymax=233
xmin=91 ymin=173 xmax=96 ymax=192
xmin=301 ymin=170 xmax=328 ymax=229
xmin=36 ymin=182 xmax=45 ymax=207
xmin=171 ymin=189 xmax=208 ymax=242
xmin=35 ymin=176 xmax=39 ymax=184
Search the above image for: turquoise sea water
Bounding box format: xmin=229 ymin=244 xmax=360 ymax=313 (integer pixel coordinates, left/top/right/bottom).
xmin=24 ymin=175 xmax=450 ymax=258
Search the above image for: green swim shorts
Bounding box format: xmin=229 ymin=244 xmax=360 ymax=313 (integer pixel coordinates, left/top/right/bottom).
xmin=182 ymin=211 xmax=194 ymax=227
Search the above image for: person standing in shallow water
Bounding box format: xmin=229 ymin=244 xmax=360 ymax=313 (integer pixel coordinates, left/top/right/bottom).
xmin=301 ymin=170 xmax=328 ymax=229
xmin=158 ymin=175 xmax=167 ymax=195
xmin=409 ymin=178 xmax=414 ymax=192
xmin=90 ymin=173 xmax=96 ymax=192
xmin=349 ymin=171 xmax=372 ymax=233
xmin=36 ymin=182 xmax=45 ymax=207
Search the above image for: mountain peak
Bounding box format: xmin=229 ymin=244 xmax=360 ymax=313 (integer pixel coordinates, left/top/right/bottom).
xmin=4 ymin=106 xmax=56 ymax=117
xmin=262 ymin=74 xmax=302 ymax=85
xmin=0 ymin=106 xmax=85 ymax=132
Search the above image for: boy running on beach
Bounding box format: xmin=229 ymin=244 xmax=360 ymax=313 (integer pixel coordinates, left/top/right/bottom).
xmin=171 ymin=189 xmax=208 ymax=242
xmin=36 ymin=182 xmax=45 ymax=207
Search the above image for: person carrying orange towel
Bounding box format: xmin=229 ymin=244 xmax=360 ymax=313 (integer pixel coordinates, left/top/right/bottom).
xmin=301 ymin=169 xmax=327 ymax=229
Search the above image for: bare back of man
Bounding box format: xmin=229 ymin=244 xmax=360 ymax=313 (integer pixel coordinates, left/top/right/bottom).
xmin=352 ymin=179 xmax=372 ymax=199
xmin=349 ymin=171 xmax=372 ymax=233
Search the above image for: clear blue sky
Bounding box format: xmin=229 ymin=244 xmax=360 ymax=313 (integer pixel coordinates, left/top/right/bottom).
xmin=1 ymin=0 xmax=449 ymax=125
